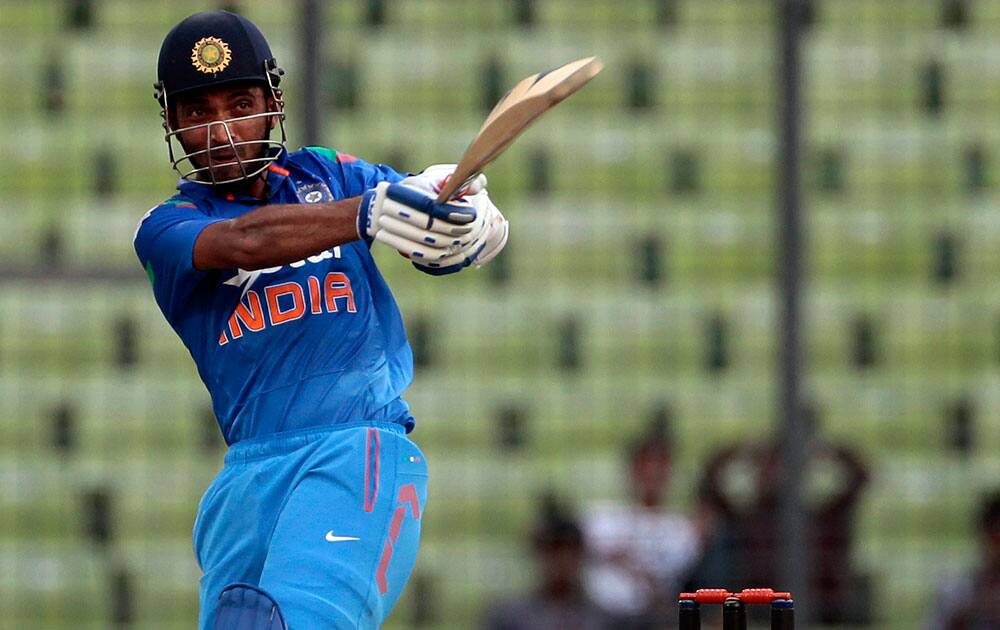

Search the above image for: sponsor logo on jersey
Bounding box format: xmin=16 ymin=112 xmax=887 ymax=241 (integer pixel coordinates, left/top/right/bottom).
xmin=223 ymin=247 xmax=341 ymax=297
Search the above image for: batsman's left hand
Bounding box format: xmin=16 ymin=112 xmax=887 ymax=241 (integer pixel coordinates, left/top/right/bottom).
xmin=411 ymin=188 xmax=508 ymax=276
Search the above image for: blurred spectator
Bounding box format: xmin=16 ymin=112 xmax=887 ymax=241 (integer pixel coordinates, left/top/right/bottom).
xmin=693 ymin=416 xmax=871 ymax=624
xmin=484 ymin=496 xmax=607 ymax=630
xmin=42 ymin=53 xmax=66 ymax=116
xmin=926 ymin=491 xmax=1000 ymax=629
xmin=582 ymin=419 xmax=702 ymax=628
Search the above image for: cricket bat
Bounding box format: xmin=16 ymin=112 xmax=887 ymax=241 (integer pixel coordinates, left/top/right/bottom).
xmin=435 ymin=56 xmax=604 ymax=203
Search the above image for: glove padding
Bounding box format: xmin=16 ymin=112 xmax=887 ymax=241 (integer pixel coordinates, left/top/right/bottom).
xmin=399 ymin=164 xmax=508 ymax=276
xmin=358 ymin=181 xmax=486 ymax=263
xmin=412 ymin=189 xmax=509 ymax=276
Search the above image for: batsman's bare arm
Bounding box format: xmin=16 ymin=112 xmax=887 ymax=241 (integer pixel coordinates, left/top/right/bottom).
xmin=193 ymin=197 xmax=363 ymax=271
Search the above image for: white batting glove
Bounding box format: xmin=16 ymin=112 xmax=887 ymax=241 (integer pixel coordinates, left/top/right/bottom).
xmin=412 ymin=189 xmax=509 ymax=275
xmin=357 ymin=181 xmax=487 ymax=264
xmin=472 ymin=192 xmax=509 ymax=268
xmin=400 ymin=164 xmax=488 ymax=199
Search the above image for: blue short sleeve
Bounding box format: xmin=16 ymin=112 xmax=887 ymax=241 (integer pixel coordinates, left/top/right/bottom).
xmin=302 ymin=146 xmax=405 ymax=197
xmin=133 ymin=198 xmax=226 ymax=323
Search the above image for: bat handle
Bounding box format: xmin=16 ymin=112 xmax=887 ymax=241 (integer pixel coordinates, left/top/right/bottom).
xmin=435 ymin=172 xmax=480 ymax=203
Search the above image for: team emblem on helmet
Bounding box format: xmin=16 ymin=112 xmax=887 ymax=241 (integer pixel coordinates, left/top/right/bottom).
xmin=191 ymin=36 xmax=232 ymax=74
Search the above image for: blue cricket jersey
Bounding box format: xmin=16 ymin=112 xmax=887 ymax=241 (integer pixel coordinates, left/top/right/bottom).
xmin=134 ymin=147 xmax=413 ymax=445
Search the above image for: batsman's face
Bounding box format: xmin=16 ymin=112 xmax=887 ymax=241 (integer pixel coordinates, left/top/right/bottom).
xmin=173 ymin=84 xmax=276 ymax=183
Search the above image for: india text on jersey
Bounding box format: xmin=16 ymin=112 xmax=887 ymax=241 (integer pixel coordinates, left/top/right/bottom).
xmin=218 ymin=247 xmax=357 ymax=345
xmin=218 ymin=272 xmax=357 ymax=345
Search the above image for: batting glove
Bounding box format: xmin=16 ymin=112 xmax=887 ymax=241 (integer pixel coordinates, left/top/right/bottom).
xmin=358 ymin=181 xmax=486 ymax=263
xmin=399 ymin=164 xmax=487 ymax=199
xmin=411 ymin=189 xmax=509 ymax=276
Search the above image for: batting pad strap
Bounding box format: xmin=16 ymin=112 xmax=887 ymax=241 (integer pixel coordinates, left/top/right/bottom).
xmin=213 ymin=583 xmax=288 ymax=630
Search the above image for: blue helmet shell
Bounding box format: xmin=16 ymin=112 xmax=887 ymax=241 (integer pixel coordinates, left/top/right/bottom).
xmin=156 ymin=10 xmax=282 ymax=102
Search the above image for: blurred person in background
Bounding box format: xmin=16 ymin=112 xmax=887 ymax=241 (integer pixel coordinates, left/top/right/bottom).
xmin=693 ymin=407 xmax=871 ymax=625
xmin=926 ymin=490 xmax=1000 ymax=629
xmin=135 ymin=9 xmax=507 ymax=630
xmin=483 ymin=495 xmax=608 ymax=630
xmin=582 ymin=418 xmax=702 ymax=629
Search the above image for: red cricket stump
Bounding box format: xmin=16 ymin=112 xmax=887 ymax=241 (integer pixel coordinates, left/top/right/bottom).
xmin=678 ymin=588 xmax=794 ymax=630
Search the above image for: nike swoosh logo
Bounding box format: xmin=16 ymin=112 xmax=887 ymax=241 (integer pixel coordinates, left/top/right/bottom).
xmin=325 ymin=531 xmax=360 ymax=543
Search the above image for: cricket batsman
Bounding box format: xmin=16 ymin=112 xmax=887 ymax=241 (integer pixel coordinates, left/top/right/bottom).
xmin=133 ymin=10 xmax=508 ymax=629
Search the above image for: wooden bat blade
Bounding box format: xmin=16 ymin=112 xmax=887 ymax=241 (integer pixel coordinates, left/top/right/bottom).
xmin=435 ymin=56 xmax=603 ymax=203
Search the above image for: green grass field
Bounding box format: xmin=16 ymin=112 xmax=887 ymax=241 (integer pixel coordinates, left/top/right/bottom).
xmin=1 ymin=1 xmax=1000 ymax=628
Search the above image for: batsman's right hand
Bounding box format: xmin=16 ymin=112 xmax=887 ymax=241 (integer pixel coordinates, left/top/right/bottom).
xmin=357 ymin=181 xmax=486 ymax=263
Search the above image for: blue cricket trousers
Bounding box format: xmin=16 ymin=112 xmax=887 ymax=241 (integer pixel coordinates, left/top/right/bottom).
xmin=193 ymin=422 xmax=428 ymax=629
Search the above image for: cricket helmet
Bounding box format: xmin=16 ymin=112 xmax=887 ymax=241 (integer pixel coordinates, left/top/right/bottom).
xmin=154 ymin=10 xmax=287 ymax=185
